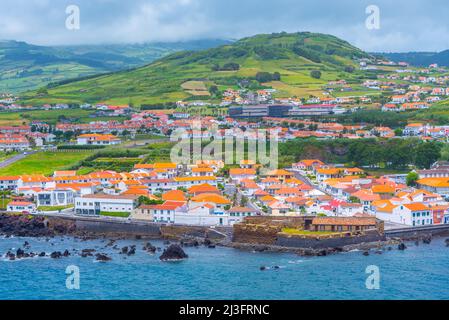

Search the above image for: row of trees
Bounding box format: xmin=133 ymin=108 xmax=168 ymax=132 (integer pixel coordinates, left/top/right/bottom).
xmin=255 ymin=72 xmax=281 ymax=83
xmin=211 ymin=62 xmax=240 ymax=71
xmin=280 ymin=138 xmax=442 ymax=170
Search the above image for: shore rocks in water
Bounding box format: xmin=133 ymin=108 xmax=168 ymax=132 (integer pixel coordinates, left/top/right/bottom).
xmin=16 ymin=248 xmax=25 ymax=258
xmin=80 ymin=249 xmax=95 ymax=257
xmin=143 ymin=242 xmax=157 ymax=253
xmin=159 ymin=244 xmax=188 ymax=261
xmin=127 ymin=246 xmax=136 ymax=256
xmin=38 ymin=252 xmax=46 ymax=257
xmin=422 ymin=236 xmax=432 ymax=244
xmin=181 ymin=240 xmax=199 ymax=247
xmin=95 ymin=253 xmax=112 ymax=262
xmin=398 ymin=243 xmax=407 ymax=250
xmin=445 ymin=239 xmax=449 ymax=247
xmin=253 ymin=245 xmax=268 ymax=252
xmin=63 ymin=250 xmax=70 ymax=257
xmin=120 ymin=246 xmax=129 ymax=254
xmin=50 ymin=251 xmax=62 ymax=259
xmin=363 ymin=251 xmax=370 ymax=256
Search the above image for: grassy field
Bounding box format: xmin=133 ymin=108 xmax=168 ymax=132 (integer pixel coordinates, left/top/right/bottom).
xmin=0 ymin=109 xmax=129 ymax=125
xmin=281 ymin=228 xmax=337 ymax=236
xmin=38 ymin=204 xmax=74 ymax=212
xmin=100 ymin=211 xmax=131 ymax=218
xmin=0 ymin=151 xmax=94 ymax=176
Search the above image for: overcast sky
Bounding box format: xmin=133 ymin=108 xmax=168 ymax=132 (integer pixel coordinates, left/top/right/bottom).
xmin=0 ymin=0 xmax=448 ymax=52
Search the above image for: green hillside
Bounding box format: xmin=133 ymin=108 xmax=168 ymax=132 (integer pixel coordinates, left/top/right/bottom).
xmin=21 ymin=32 xmax=372 ymax=106
xmin=0 ymin=39 xmax=229 ymax=94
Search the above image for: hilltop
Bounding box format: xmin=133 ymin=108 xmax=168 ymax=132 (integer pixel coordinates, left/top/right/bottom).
xmin=21 ymin=32 xmax=372 ymax=106
xmin=0 ymin=39 xmax=230 ymax=93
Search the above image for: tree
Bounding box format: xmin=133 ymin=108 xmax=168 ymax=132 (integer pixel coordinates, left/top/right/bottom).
xmin=344 ymin=66 xmax=355 ymax=73
xmin=406 ymin=171 xmax=419 ymax=187
xmin=138 ymin=196 xmax=163 ymax=206
xmin=310 ymin=70 xmax=322 ymax=79
xmin=394 ymin=128 xmax=403 ymax=136
xmin=209 ymin=85 xmax=219 ymax=96
xmin=414 ymin=142 xmax=441 ymax=169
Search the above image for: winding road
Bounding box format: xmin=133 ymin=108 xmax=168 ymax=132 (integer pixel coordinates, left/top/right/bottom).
xmin=0 ymin=151 xmax=37 ymax=169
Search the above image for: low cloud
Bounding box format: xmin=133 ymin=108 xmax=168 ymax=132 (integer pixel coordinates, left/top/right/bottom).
xmin=0 ymin=0 xmax=447 ymax=52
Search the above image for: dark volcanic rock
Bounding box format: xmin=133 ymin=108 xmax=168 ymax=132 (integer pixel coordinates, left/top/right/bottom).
xmin=16 ymin=248 xmax=25 ymax=258
xmin=143 ymin=242 xmax=157 ymax=253
xmin=0 ymin=214 xmax=52 ymax=237
xmin=445 ymin=239 xmax=449 ymax=247
xmin=120 ymin=246 xmax=129 ymax=254
xmin=159 ymin=244 xmax=188 ymax=261
xmin=127 ymin=247 xmax=136 ymax=256
xmin=38 ymin=252 xmax=46 ymax=257
xmin=363 ymin=251 xmax=370 ymax=256
xmin=260 ymin=266 xmax=267 ymax=271
xmin=63 ymin=250 xmax=70 ymax=257
xmin=50 ymin=251 xmax=62 ymax=259
xmin=398 ymin=243 xmax=407 ymax=250
xmin=95 ymin=253 xmax=112 ymax=262
xmin=253 ymin=245 xmax=268 ymax=252
xmin=422 ymin=236 xmax=432 ymax=244
xmin=317 ymin=249 xmax=328 ymax=256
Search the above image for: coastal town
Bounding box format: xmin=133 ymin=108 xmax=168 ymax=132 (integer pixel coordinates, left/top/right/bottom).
xmin=0 ymin=58 xmax=448 ymax=249
xmin=3 ymin=1 xmax=449 ymax=303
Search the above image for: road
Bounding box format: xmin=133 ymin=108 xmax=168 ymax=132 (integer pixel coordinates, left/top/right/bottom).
xmin=288 ymin=168 xmax=332 ymax=196
xmin=0 ymin=151 xmax=37 ymax=169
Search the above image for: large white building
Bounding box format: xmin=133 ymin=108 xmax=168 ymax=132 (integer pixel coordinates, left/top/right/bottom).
xmin=76 ymin=134 xmax=121 ymax=146
xmin=75 ymin=194 xmax=138 ymax=215
xmin=37 ymin=189 xmax=75 ymax=207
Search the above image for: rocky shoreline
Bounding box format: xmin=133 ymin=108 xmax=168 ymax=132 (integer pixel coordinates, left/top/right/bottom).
xmin=1 ymin=213 xmax=449 ymax=259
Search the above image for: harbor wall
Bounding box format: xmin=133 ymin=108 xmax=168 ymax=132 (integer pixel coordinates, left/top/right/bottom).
xmin=276 ymin=232 xmax=385 ymax=249
xmin=385 ymin=224 xmax=449 ymax=239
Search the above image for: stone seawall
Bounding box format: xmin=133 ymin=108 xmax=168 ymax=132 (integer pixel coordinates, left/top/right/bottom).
xmin=385 ymin=224 xmax=449 ymax=239
xmin=75 ymin=219 xmax=162 ymax=237
xmin=276 ymin=232 xmax=386 ymax=249
xmin=45 ymin=216 xmax=227 ymax=241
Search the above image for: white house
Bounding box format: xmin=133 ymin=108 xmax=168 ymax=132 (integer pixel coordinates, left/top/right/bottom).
xmin=7 ymin=201 xmax=36 ymax=213
xmin=174 ymin=203 xmax=232 ymax=226
xmin=148 ymin=201 xmax=187 ymax=223
xmin=388 ymin=203 xmax=433 ymax=226
xmin=76 ymin=134 xmax=121 ymax=146
xmin=0 ymin=176 xmax=19 ymax=190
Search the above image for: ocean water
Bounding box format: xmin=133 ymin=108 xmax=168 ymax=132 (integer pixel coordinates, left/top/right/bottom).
xmin=0 ymin=235 xmax=449 ymax=300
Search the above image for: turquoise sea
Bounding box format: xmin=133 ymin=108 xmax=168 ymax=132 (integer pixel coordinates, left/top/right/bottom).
xmin=0 ymin=235 xmax=448 ymax=300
